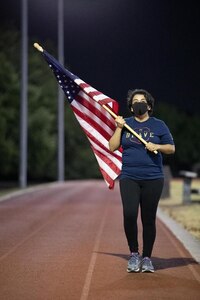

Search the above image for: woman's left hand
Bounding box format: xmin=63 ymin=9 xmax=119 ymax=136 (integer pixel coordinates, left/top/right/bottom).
xmin=145 ymin=142 xmax=175 ymax=154
xmin=145 ymin=142 xmax=159 ymax=152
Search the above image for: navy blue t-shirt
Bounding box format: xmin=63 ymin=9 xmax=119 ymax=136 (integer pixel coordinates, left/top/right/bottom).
xmin=120 ymin=117 xmax=174 ymax=180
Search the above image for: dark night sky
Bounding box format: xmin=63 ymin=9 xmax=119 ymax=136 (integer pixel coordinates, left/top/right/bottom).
xmin=1 ymin=0 xmax=200 ymax=115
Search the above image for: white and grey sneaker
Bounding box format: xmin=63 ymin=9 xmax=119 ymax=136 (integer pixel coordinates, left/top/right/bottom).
xmin=141 ymin=257 xmax=155 ymax=273
xmin=127 ymin=252 xmax=141 ymax=273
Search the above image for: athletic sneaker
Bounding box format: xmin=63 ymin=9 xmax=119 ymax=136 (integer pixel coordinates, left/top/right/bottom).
xmin=127 ymin=252 xmax=141 ymax=273
xmin=141 ymin=257 xmax=155 ymax=273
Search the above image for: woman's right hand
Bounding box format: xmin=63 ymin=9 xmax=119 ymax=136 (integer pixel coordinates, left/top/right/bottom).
xmin=115 ymin=116 xmax=125 ymax=128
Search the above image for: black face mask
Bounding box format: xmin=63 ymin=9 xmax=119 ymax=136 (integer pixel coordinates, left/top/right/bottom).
xmin=132 ymin=102 xmax=148 ymax=116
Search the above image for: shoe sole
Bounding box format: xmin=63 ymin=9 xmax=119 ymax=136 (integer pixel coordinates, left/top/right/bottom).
xmin=127 ymin=267 xmax=140 ymax=273
xmin=141 ymin=269 xmax=154 ymax=273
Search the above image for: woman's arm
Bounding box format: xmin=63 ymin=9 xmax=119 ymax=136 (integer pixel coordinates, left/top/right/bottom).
xmin=109 ymin=127 xmax=123 ymax=152
xmin=109 ymin=116 xmax=125 ymax=152
xmin=145 ymin=142 xmax=175 ymax=154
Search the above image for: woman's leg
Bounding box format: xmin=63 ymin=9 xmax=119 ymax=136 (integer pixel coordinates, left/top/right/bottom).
xmin=119 ymin=179 xmax=140 ymax=253
xmin=140 ymin=178 xmax=164 ymax=257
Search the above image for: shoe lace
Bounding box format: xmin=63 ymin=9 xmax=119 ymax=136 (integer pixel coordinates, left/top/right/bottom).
xmin=143 ymin=257 xmax=153 ymax=267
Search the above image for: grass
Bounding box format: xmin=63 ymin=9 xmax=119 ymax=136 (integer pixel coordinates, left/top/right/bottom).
xmin=0 ymin=188 xmax=19 ymax=197
xmin=159 ymin=179 xmax=200 ymax=240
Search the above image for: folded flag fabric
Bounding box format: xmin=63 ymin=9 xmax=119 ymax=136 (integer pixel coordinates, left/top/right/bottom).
xmin=42 ymin=50 xmax=122 ymax=189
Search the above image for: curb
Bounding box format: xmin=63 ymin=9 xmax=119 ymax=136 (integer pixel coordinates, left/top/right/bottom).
xmin=0 ymin=182 xmax=65 ymax=203
xmin=157 ymin=207 xmax=200 ymax=264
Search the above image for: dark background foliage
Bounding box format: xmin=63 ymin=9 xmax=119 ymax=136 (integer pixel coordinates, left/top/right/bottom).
xmin=0 ymin=0 xmax=200 ymax=184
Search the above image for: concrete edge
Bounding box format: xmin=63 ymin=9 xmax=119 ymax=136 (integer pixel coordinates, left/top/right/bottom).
xmin=0 ymin=181 xmax=66 ymax=203
xmin=0 ymin=180 xmax=99 ymax=203
xmin=157 ymin=207 xmax=200 ymax=264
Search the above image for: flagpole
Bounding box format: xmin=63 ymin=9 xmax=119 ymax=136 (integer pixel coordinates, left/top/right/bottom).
xmin=57 ymin=0 xmax=65 ymax=182
xmin=19 ymin=0 xmax=28 ymax=188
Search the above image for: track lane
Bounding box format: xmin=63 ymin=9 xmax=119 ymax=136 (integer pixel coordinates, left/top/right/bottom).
xmin=0 ymin=180 xmax=200 ymax=300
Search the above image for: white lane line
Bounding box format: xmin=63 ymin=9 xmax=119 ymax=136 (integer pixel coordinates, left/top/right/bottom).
xmin=80 ymin=200 xmax=109 ymax=300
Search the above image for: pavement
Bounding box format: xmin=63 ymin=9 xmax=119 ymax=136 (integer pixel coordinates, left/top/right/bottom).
xmin=0 ymin=180 xmax=200 ymax=300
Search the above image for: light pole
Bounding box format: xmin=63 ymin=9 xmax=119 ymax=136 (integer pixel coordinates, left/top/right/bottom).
xmin=57 ymin=0 xmax=65 ymax=181
xmin=19 ymin=0 xmax=28 ymax=188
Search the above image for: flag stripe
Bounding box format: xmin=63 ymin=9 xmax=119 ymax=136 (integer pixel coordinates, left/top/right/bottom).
xmin=89 ymin=138 xmax=122 ymax=167
xmin=73 ymin=114 xmax=122 ymax=173
xmin=89 ymin=140 xmax=122 ymax=174
xmin=73 ymin=113 xmax=115 ymax=154
xmin=92 ymin=147 xmax=121 ymax=177
xmin=94 ymin=154 xmax=118 ymax=188
xmin=76 ymin=80 xmax=118 ymax=114
xmin=95 ymin=153 xmax=119 ymax=179
xmin=72 ymin=104 xmax=114 ymax=140
xmin=76 ymin=92 xmax=116 ymax=130
xmin=72 ymin=95 xmax=115 ymax=133
xmin=74 ymin=114 xmax=121 ymax=183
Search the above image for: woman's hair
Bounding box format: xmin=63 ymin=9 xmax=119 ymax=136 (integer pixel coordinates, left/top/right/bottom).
xmin=127 ymin=89 xmax=155 ymax=115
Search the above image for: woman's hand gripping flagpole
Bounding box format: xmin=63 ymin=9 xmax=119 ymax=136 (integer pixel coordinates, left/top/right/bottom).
xmin=33 ymin=42 xmax=157 ymax=155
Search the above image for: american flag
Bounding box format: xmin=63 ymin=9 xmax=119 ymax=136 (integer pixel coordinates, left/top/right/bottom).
xmin=42 ymin=50 xmax=122 ymax=189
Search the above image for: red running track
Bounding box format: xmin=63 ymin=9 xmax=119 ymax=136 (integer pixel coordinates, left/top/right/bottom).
xmin=0 ymin=180 xmax=200 ymax=300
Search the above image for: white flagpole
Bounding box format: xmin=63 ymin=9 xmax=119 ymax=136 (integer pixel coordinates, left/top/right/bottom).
xmin=57 ymin=0 xmax=65 ymax=181
xmin=19 ymin=0 xmax=28 ymax=188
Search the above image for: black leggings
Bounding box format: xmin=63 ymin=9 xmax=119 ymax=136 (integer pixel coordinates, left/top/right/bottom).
xmin=119 ymin=178 xmax=164 ymax=257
